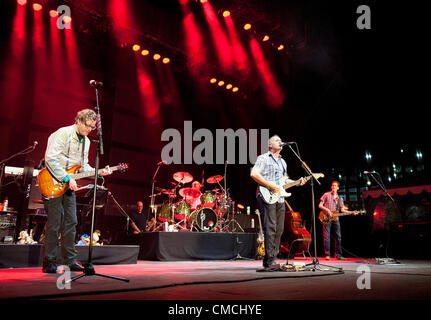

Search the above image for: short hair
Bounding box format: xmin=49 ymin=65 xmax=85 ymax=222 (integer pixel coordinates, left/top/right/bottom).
xmin=75 ymin=109 xmax=97 ymax=124
xmin=332 ymin=180 xmax=340 ymax=187
xmin=268 ymin=135 xmax=280 ymax=148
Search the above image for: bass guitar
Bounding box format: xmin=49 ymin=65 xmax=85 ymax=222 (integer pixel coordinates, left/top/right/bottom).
xmin=319 ymin=209 xmax=366 ymax=224
xmin=259 ymin=173 xmax=324 ymax=204
xmin=255 ymin=209 xmax=265 ymax=259
xmin=38 ymin=163 xmax=129 ymax=198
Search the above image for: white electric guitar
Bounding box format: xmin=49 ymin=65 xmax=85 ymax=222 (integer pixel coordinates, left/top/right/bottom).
xmin=259 ymin=173 xmax=324 ymax=204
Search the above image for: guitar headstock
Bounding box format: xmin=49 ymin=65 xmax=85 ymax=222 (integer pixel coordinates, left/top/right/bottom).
xmin=313 ymin=173 xmax=325 ymax=179
xmin=255 ymin=209 xmax=260 ymax=216
xmin=118 ymin=163 xmax=130 ymax=172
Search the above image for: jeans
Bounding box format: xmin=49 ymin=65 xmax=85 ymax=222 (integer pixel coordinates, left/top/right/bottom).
xmin=43 ymin=190 xmax=78 ymax=265
xmin=257 ymin=194 xmax=285 ymax=267
xmin=323 ymin=220 xmax=342 ymax=257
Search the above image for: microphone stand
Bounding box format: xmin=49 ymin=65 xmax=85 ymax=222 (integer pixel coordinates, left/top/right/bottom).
xmin=285 ymin=143 xmax=342 ymax=272
xmin=71 ymin=82 xmax=129 ymax=283
xmin=368 ymin=172 xmax=400 ymax=264
xmin=150 ymin=164 xmax=162 ymax=231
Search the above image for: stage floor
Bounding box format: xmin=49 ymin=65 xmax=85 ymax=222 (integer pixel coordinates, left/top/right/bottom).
xmin=1 ymin=257 xmax=431 ymax=302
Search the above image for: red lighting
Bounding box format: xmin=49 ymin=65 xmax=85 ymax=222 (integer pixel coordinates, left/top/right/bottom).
xmin=132 ymin=44 xmax=140 ymax=51
xmin=237 ymin=204 xmax=245 ymax=210
xmin=232 ymin=87 xmax=239 ymax=92
xmin=162 ymin=57 xmax=170 ymax=64
xmin=200 ymin=0 xmax=208 ymax=3
xmin=223 ymin=11 xmax=230 ymax=18
xmin=32 ymin=3 xmax=42 ymax=11
xmin=141 ymin=49 xmax=149 ymax=56
xmin=49 ymin=10 xmax=58 ymax=18
xmin=277 ymin=44 xmax=284 ymax=51
xmin=17 ymin=0 xmax=27 ymax=5
xmin=243 ymin=23 xmax=251 ymax=30
xmin=263 ymin=35 xmax=269 ymax=42
xmin=210 ymin=78 xmax=217 ymax=84
xmin=373 ymin=211 xmax=378 ymax=216
xmin=153 ymin=54 xmax=161 ymax=60
xmin=226 ymin=84 xmax=233 ymax=90
xmin=63 ymin=16 xmax=72 ymax=24
xmin=218 ymin=80 xmax=225 ymax=86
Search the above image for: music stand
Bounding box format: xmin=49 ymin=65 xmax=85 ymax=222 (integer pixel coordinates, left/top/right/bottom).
xmin=70 ymin=82 xmax=129 ymax=283
xmin=285 ymin=143 xmax=342 ymax=272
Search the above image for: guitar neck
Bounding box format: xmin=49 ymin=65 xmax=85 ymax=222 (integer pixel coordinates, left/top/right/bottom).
xmin=333 ymin=210 xmax=362 ymax=218
xmin=71 ymin=165 xmax=120 ymax=181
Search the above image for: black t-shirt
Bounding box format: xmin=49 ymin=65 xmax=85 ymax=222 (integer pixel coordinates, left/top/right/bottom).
xmin=130 ymin=211 xmax=147 ymax=231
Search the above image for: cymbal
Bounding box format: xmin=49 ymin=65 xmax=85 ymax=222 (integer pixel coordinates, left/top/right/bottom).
xmin=206 ymin=175 xmax=223 ymax=184
xmin=173 ymin=172 xmax=193 ymax=184
xmin=179 ymin=187 xmax=201 ymax=198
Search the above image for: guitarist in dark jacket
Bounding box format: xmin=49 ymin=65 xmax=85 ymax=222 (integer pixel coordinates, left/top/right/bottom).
xmin=42 ymin=109 xmax=112 ymax=273
xmin=251 ymin=135 xmax=305 ymax=271
xmin=318 ymin=180 xmax=349 ymax=260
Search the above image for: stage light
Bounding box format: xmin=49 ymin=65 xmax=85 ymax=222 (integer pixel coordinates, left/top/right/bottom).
xmin=218 ymin=80 xmax=225 ymax=86
xmin=63 ymin=16 xmax=72 ymax=24
xmin=162 ymin=57 xmax=170 ymax=64
xmin=223 ymin=11 xmax=230 ymax=18
xmin=17 ymin=0 xmax=27 ymax=5
xmin=243 ymin=23 xmax=251 ymax=30
xmin=132 ymin=44 xmax=140 ymax=51
xmin=277 ymin=44 xmax=284 ymax=51
xmin=200 ymin=0 xmax=208 ymax=3
xmin=153 ymin=54 xmax=161 ymax=60
xmin=141 ymin=49 xmax=149 ymax=56
xmin=49 ymin=10 xmax=58 ymax=18
xmin=226 ymin=84 xmax=232 ymax=90
xmin=262 ymin=35 xmax=269 ymax=42
xmin=32 ymin=3 xmax=42 ymax=11
xmin=210 ymin=78 xmax=217 ymax=84
xmin=232 ymin=87 xmax=239 ymax=92
xmin=237 ymin=204 xmax=245 ymax=210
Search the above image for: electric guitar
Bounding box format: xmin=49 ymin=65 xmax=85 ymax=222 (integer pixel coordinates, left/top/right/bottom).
xmin=319 ymin=209 xmax=366 ymax=224
xmin=259 ymin=173 xmax=324 ymax=204
xmin=255 ymin=209 xmax=265 ymax=259
xmin=37 ymin=163 xmax=129 ymax=198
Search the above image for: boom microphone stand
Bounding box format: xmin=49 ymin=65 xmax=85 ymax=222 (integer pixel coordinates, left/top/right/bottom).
xmin=285 ymin=143 xmax=342 ymax=272
xmin=71 ymin=80 xmax=129 ymax=283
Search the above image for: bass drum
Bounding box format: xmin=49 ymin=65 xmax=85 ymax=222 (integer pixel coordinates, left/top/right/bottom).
xmin=191 ymin=208 xmax=218 ymax=232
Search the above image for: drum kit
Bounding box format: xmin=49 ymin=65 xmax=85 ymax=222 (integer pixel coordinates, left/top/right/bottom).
xmin=149 ymin=170 xmax=240 ymax=232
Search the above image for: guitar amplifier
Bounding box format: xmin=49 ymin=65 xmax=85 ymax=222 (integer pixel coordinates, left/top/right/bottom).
xmin=235 ymin=213 xmax=259 ymax=233
xmin=0 ymin=212 xmax=17 ymax=242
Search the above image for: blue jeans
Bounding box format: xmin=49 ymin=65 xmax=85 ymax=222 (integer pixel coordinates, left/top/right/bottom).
xmin=43 ymin=190 xmax=78 ymax=265
xmin=257 ymin=194 xmax=285 ymax=267
xmin=323 ymin=220 xmax=342 ymax=257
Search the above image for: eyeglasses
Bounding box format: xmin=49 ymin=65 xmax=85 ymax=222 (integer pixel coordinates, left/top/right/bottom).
xmin=83 ymin=122 xmax=96 ymax=131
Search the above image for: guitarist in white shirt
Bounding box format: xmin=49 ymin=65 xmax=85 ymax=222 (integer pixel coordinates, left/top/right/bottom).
xmin=251 ymin=135 xmax=306 ymax=271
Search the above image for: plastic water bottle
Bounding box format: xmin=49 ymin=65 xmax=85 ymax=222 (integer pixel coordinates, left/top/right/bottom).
xmin=3 ymin=197 xmax=8 ymax=211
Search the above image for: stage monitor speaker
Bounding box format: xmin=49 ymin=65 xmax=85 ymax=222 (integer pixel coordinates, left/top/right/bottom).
xmin=235 ymin=213 xmax=259 ymax=233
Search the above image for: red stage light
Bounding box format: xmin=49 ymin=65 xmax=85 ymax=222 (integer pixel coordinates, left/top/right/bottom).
xmin=232 ymin=87 xmax=239 ymax=92
xmin=162 ymin=57 xmax=170 ymax=64
xmin=243 ymin=23 xmax=251 ymax=30
xmin=17 ymin=0 xmax=27 ymax=5
xmin=49 ymin=10 xmax=58 ymax=18
xmin=132 ymin=44 xmax=140 ymax=51
xmin=262 ymin=35 xmax=269 ymax=42
xmin=32 ymin=3 xmax=42 ymax=11
xmin=210 ymin=78 xmax=217 ymax=84
xmin=200 ymin=0 xmax=208 ymax=3
xmin=63 ymin=16 xmax=72 ymax=23
xmin=277 ymin=44 xmax=284 ymax=51
xmin=141 ymin=49 xmax=149 ymax=56
xmin=218 ymin=80 xmax=225 ymax=86
xmin=153 ymin=54 xmax=161 ymax=60
xmin=237 ymin=204 xmax=245 ymax=210
xmin=226 ymin=84 xmax=232 ymax=90
xmin=223 ymin=11 xmax=230 ymax=18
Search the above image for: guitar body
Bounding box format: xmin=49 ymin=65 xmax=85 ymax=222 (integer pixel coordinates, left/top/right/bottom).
xmin=37 ymin=165 xmax=81 ymax=199
xmin=259 ymin=177 xmax=292 ymax=204
xmin=319 ymin=209 xmax=366 ymax=224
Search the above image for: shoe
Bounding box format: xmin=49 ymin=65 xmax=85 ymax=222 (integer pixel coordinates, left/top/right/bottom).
xmin=336 ymin=256 xmax=346 ymax=260
xmin=42 ymin=263 xmax=57 ymax=274
xmin=325 ymin=256 xmax=331 ymax=260
xmin=67 ymin=261 xmax=85 ymax=272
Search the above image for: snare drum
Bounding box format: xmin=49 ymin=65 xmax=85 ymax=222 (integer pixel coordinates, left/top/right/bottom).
xmin=200 ymin=191 xmax=215 ymax=208
xmin=191 ymin=208 xmax=218 ymax=232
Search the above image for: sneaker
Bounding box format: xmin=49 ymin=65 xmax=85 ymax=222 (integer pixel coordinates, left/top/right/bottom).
xmin=67 ymin=261 xmax=85 ymax=272
xmin=325 ymin=256 xmax=331 ymax=260
xmin=42 ymin=263 xmax=57 ymax=273
xmin=336 ymin=256 xmax=346 ymax=260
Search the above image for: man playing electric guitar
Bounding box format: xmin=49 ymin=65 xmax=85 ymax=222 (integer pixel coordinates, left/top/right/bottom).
xmin=251 ymin=135 xmax=306 ymax=271
xmin=318 ymin=180 xmax=358 ymax=261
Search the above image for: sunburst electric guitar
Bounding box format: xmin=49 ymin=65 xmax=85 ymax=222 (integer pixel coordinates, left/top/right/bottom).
xmin=37 ymin=163 xmax=129 ymax=198
xmin=255 ymin=209 xmax=265 ymax=259
xmin=319 ymin=209 xmax=366 ymax=224
xmin=259 ymin=173 xmax=324 ymax=204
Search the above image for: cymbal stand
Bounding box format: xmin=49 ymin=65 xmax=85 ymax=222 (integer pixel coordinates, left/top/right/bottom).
xmin=107 ymin=190 xmax=132 ymax=233
xmin=150 ymin=163 xmax=162 ymax=231
xmin=285 ymin=143 xmax=342 ymax=272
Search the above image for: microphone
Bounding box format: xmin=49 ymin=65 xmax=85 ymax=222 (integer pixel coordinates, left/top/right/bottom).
xmin=89 ymin=80 xmax=103 ymax=87
xmin=280 ymin=141 xmax=295 ymax=147
xmin=157 ymin=160 xmax=167 ymax=166
xmin=363 ymin=171 xmax=376 ymax=175
xmin=33 ymin=141 xmax=38 ymax=148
